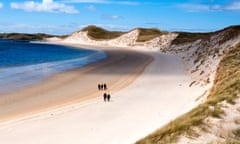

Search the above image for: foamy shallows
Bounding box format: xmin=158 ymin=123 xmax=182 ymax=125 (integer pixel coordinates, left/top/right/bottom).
xmin=0 ymin=39 xmax=107 ymax=94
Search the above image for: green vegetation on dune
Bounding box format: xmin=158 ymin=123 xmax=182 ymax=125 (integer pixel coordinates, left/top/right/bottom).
xmin=0 ymin=33 xmax=57 ymax=40
xmin=136 ymin=28 xmax=167 ymax=42
xmin=81 ymin=25 xmax=240 ymax=43
xmin=171 ymin=32 xmax=213 ymax=45
xmin=81 ymin=25 xmax=125 ymax=40
xmin=81 ymin=25 xmax=168 ymax=42
xmin=136 ymin=43 xmax=240 ymax=144
xmin=217 ymin=25 xmax=240 ymax=45
xmin=233 ymin=128 xmax=240 ymax=138
xmin=172 ymin=25 xmax=240 ymax=45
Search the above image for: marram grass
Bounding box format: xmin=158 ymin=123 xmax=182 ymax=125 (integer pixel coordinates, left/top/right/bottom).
xmin=136 ymin=43 xmax=240 ymax=144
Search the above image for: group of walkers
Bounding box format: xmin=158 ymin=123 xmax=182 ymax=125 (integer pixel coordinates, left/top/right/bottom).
xmin=103 ymin=93 xmax=111 ymax=102
xmin=98 ymin=83 xmax=107 ymax=91
xmin=98 ymin=83 xmax=111 ymax=102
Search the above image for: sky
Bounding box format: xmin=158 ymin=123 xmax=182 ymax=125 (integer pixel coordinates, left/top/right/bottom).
xmin=0 ymin=0 xmax=239 ymax=35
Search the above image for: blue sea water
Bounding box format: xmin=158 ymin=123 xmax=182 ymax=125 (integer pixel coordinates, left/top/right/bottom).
xmin=0 ymin=39 xmax=107 ymax=94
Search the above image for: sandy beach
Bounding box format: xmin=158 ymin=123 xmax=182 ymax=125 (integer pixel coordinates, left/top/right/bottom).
xmin=0 ymin=43 xmax=208 ymax=144
xmin=1 ymin=0 xmax=239 ymax=142
xmin=0 ymin=44 xmax=152 ymax=122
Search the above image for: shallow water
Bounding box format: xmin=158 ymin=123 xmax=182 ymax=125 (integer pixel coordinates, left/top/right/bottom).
xmin=0 ymin=39 xmax=106 ymax=94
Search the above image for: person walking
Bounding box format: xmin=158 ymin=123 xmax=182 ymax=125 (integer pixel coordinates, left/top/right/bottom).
xmin=103 ymin=93 xmax=107 ymax=102
xmin=98 ymin=84 xmax=101 ymax=91
xmin=107 ymin=93 xmax=111 ymax=102
xmin=103 ymin=83 xmax=107 ymax=90
xmin=100 ymin=84 xmax=104 ymax=90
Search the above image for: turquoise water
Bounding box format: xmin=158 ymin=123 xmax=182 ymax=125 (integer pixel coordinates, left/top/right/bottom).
xmin=0 ymin=39 xmax=106 ymax=94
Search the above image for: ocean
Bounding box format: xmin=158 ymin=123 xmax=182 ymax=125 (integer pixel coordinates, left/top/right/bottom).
xmin=0 ymin=39 xmax=106 ymax=94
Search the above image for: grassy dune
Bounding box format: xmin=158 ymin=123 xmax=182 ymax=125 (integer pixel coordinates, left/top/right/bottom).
xmin=81 ymin=25 xmax=167 ymax=42
xmin=136 ymin=43 xmax=240 ymax=144
xmin=172 ymin=25 xmax=240 ymax=45
xmin=81 ymin=25 xmax=125 ymax=40
xmin=136 ymin=28 xmax=167 ymax=42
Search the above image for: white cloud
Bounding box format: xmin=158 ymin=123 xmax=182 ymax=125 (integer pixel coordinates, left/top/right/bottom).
xmin=177 ymin=2 xmax=240 ymax=12
xmin=0 ymin=3 xmax=3 ymax=9
xmin=11 ymin=0 xmax=79 ymax=14
xmin=178 ymin=4 xmax=210 ymax=12
xmin=63 ymin=0 xmax=139 ymax=5
xmin=225 ymin=2 xmax=240 ymax=10
xmin=110 ymin=15 xmax=120 ymax=19
xmin=86 ymin=5 xmax=96 ymax=11
xmin=101 ymin=14 xmax=121 ymax=20
xmin=65 ymin=0 xmax=109 ymax=4
xmin=116 ymin=1 xmax=139 ymax=6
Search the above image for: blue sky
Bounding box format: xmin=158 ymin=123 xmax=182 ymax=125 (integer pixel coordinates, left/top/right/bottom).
xmin=0 ymin=0 xmax=239 ymax=35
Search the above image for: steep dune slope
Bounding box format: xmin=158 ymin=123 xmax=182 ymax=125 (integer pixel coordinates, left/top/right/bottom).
xmin=136 ymin=26 xmax=240 ymax=144
xmin=166 ymin=26 xmax=240 ymax=87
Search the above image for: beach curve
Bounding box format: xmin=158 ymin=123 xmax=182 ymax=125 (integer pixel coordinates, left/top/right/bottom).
xmin=0 ymin=44 xmax=153 ymax=122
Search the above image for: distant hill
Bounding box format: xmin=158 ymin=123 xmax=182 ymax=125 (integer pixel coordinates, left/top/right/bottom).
xmin=0 ymin=33 xmax=59 ymax=41
xmin=2 ymin=25 xmax=240 ymax=43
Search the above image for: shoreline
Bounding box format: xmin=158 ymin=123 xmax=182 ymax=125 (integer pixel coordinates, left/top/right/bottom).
xmin=0 ymin=42 xmax=107 ymax=94
xmin=0 ymin=43 xmax=153 ymax=122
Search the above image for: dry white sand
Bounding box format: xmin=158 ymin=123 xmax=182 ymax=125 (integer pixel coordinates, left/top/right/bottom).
xmin=0 ymin=44 xmax=208 ymax=144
